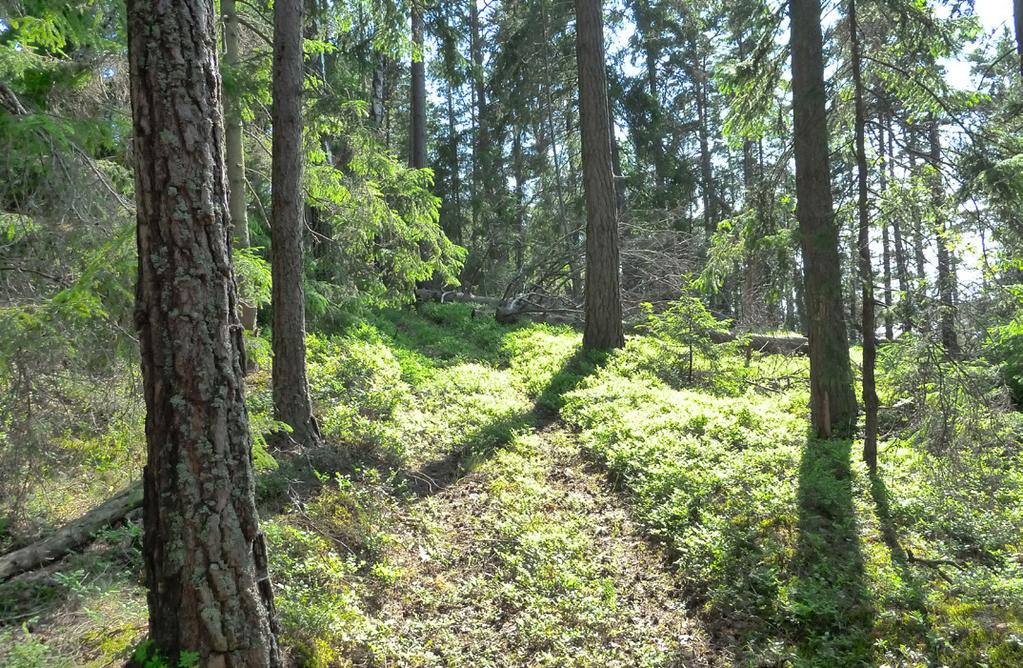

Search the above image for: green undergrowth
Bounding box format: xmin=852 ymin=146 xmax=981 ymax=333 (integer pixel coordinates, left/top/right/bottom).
xmin=2 ymin=303 xmax=1022 ymax=667
xmin=560 ymin=335 xmax=1023 ymax=667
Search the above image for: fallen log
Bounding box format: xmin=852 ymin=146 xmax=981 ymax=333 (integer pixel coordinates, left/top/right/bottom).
xmin=414 ymin=289 xmax=502 ymax=307
xmin=413 ymin=289 xmax=809 ymax=354
xmin=0 ymin=483 xmax=143 ymax=582
xmin=709 ymin=330 xmax=809 ymax=356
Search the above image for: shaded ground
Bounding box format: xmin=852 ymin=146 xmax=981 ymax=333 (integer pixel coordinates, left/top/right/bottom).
xmin=375 ymin=421 xmax=717 ymax=667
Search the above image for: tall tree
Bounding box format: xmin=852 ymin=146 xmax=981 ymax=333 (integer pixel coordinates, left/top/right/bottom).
xmin=790 ymin=0 xmax=858 ymax=437
xmin=575 ymin=0 xmax=624 ymax=350
xmin=849 ymin=0 xmax=878 ymax=470
xmin=410 ymin=0 xmax=428 ymax=170
xmin=929 ymin=119 xmax=960 ymax=357
xmin=272 ymin=0 xmax=320 ymax=447
xmin=222 ymin=0 xmax=258 ymax=332
xmin=1015 ymin=0 xmax=1023 ymax=78
xmin=126 ymin=0 xmax=281 ymax=664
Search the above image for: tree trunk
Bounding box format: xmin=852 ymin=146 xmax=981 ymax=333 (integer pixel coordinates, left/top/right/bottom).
xmin=272 ymin=0 xmax=320 ymax=448
xmin=512 ymin=125 xmax=527 ymax=271
xmin=541 ymin=0 xmax=582 ymax=300
xmin=222 ymin=0 xmax=258 ymax=332
xmin=695 ymin=60 xmax=716 ymax=237
xmin=444 ymin=83 xmax=464 ymax=246
xmin=929 ymin=120 xmax=960 ymax=357
xmin=887 ymin=117 xmax=913 ymax=334
xmin=790 ymin=0 xmax=858 ymax=438
xmin=126 ymin=0 xmax=281 ymax=663
xmin=575 ymin=0 xmax=624 ymax=350
xmin=1015 ymin=0 xmax=1023 ymax=79
xmin=850 ymin=0 xmax=878 ymax=471
xmin=879 ymin=118 xmax=893 ymax=340
xmin=632 ymin=1 xmax=666 ymax=193
xmin=371 ymin=57 xmax=386 ymax=128
xmin=410 ymin=0 xmax=428 ymax=170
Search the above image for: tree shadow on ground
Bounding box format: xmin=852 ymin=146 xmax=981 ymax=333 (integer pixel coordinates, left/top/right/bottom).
xmin=789 ymin=438 xmax=875 ymax=665
xmin=406 ymin=347 xmax=606 ymax=498
xmin=868 ymin=471 xmax=940 ymax=664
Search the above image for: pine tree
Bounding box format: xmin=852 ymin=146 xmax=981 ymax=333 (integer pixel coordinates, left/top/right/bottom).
xmin=126 ymin=0 xmax=282 ymax=662
xmin=575 ymin=0 xmax=624 ymax=350
xmin=272 ymin=0 xmax=320 ymax=447
xmin=790 ymin=0 xmax=858 ymax=438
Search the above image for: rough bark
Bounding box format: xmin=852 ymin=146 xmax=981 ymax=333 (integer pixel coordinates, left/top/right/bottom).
xmin=272 ymin=0 xmax=320 ymax=448
xmin=222 ymin=0 xmax=258 ymax=332
xmin=929 ymin=120 xmax=960 ymax=357
xmin=0 ymin=485 xmax=142 ymax=582
xmin=410 ymin=0 xmax=428 ymax=170
xmin=126 ymin=0 xmax=281 ymax=663
xmin=790 ymin=0 xmax=858 ymax=438
xmin=850 ymin=0 xmax=879 ymax=470
xmin=575 ymin=0 xmax=625 ymax=350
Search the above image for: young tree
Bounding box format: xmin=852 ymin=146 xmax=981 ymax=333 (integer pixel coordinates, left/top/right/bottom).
xmin=272 ymin=0 xmax=320 ymax=447
xmin=575 ymin=0 xmax=624 ymax=350
xmin=849 ymin=0 xmax=879 ymax=470
xmin=790 ymin=0 xmax=858 ymax=437
xmin=126 ymin=0 xmax=281 ymax=664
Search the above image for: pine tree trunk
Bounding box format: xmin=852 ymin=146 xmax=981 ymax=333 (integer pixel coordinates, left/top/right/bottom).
xmin=790 ymin=0 xmax=858 ymax=438
xmin=887 ymin=117 xmax=913 ymax=333
xmin=695 ymin=61 xmax=716 ymax=237
xmin=272 ymin=0 xmax=320 ymax=448
xmin=541 ymin=0 xmax=582 ymax=299
xmin=445 ymin=81 xmax=464 ymax=245
xmin=879 ymin=117 xmax=894 ymax=340
xmin=222 ymin=0 xmax=258 ymax=332
xmin=410 ymin=0 xmax=428 ymax=170
xmin=929 ymin=120 xmax=960 ymax=357
xmin=850 ymin=0 xmax=878 ymax=470
xmin=126 ymin=0 xmax=281 ymax=663
xmin=1015 ymin=0 xmax=1023 ymax=78
xmin=575 ymin=0 xmax=624 ymax=350
xmin=633 ymin=2 xmax=666 ymax=193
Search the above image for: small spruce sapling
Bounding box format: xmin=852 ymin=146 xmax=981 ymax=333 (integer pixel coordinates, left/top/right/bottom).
xmin=640 ymin=292 xmax=730 ymax=384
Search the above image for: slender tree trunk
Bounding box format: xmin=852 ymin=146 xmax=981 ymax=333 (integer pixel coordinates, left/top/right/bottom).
xmin=541 ymin=0 xmax=582 ymax=299
xmin=126 ymin=0 xmax=281 ymax=663
xmin=272 ymin=0 xmax=320 ymax=448
xmin=850 ymin=0 xmax=878 ymax=471
xmin=371 ymin=57 xmax=386 ymax=128
xmin=1015 ymin=0 xmax=1023 ymax=78
xmin=633 ymin=2 xmax=665 ymax=193
xmin=222 ymin=0 xmax=258 ymax=332
xmin=929 ymin=120 xmax=960 ymax=357
xmin=790 ymin=0 xmax=858 ymax=438
xmin=887 ymin=117 xmax=912 ymax=334
xmin=695 ymin=61 xmax=716 ymax=237
xmin=879 ymin=119 xmax=894 ymax=340
xmin=512 ymin=124 xmax=526 ymax=272
xmin=445 ymin=80 xmax=463 ymax=245
xmin=410 ymin=0 xmax=427 ymax=170
xmin=575 ymin=0 xmax=624 ymax=350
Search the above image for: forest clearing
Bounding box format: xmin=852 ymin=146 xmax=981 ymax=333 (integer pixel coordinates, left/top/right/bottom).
xmin=2 ymin=0 xmax=1023 ymax=666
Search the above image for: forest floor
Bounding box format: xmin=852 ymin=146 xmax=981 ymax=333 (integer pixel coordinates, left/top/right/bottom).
xmin=2 ymin=304 xmax=1022 ymax=667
